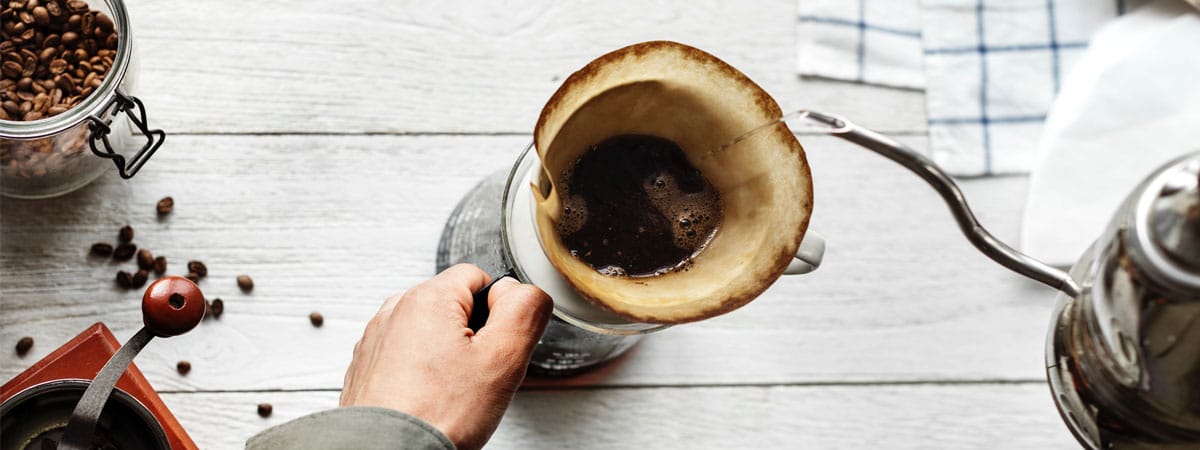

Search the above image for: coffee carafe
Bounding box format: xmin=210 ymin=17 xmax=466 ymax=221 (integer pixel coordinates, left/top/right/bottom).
xmin=786 ymin=110 xmax=1199 ymax=448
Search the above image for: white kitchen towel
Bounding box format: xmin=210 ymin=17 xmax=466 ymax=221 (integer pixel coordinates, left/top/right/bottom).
xmin=797 ymin=0 xmax=1143 ymax=175
xmin=797 ymin=0 xmax=925 ymax=89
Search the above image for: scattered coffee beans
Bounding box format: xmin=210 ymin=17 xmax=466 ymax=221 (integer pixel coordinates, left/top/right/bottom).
xmin=187 ymin=260 xmax=207 ymax=278
xmin=176 ymin=360 xmax=191 ymax=375
xmin=118 ymin=225 xmax=133 ymax=243
xmin=257 ymin=403 xmax=273 ymax=418
xmin=131 ymin=269 xmax=147 ymax=287
xmin=156 ymin=196 xmax=173 ymax=215
xmin=0 ymin=0 xmax=119 ymax=122
xmin=89 ymin=242 xmax=112 ymax=257
xmin=152 ymin=255 xmax=166 ymax=275
xmin=136 ymin=249 xmax=153 ymax=270
xmin=309 ymin=312 xmax=323 ymax=327
xmin=112 ymin=242 xmax=135 ymax=261
xmin=184 ymin=272 xmax=199 ymax=283
xmin=15 ymin=336 xmax=33 ymax=356
xmin=237 ymin=274 xmax=254 ymax=292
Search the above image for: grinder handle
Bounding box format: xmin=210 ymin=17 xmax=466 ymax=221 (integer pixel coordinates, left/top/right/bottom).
xmin=59 ymin=277 xmax=205 ymax=450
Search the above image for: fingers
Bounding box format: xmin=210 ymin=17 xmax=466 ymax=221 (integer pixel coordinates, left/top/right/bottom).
xmin=423 ymin=264 xmax=493 ymax=314
xmin=475 ymin=278 xmax=552 ymax=350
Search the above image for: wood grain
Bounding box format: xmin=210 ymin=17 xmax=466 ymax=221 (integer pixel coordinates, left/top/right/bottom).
xmin=162 ymin=383 xmax=1077 ymax=449
xmin=124 ymin=0 xmax=926 ymax=134
xmin=0 ymin=135 xmax=1058 ymax=392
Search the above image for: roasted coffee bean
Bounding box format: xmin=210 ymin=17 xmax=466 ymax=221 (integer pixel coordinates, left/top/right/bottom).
xmin=209 ymin=298 xmax=224 ymax=319
xmin=237 ymin=275 xmax=254 ymax=292
xmin=176 ymin=360 xmax=191 ymax=375
xmin=185 ymin=272 xmax=199 ymax=283
xmin=89 ymin=242 xmax=113 ymax=257
xmin=115 ymin=270 xmax=132 ymax=288
xmin=118 ymin=224 xmax=133 ymax=243
xmin=131 ymin=269 xmax=147 ymax=287
xmin=15 ymin=336 xmax=34 ymax=356
xmin=136 ymin=249 xmax=154 ymax=270
xmin=152 ymin=256 xmax=167 ymax=275
xmin=257 ymin=403 xmax=273 ymax=418
xmin=309 ymin=312 xmax=323 ymax=327
xmin=1 ymin=61 xmax=21 ymax=78
xmin=112 ymin=242 xmax=136 ymax=260
xmin=32 ymin=7 xmax=49 ymax=26
xmin=187 ymin=260 xmax=207 ymax=278
xmin=156 ymin=196 xmax=174 ymax=215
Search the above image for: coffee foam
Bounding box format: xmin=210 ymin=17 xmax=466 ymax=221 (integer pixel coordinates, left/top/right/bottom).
xmin=643 ymin=171 xmax=721 ymax=253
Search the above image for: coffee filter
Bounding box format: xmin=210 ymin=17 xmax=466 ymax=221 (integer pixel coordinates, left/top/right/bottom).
xmin=532 ymin=41 xmax=813 ymax=324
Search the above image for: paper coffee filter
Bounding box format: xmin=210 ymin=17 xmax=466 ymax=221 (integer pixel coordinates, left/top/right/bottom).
xmin=532 ymin=41 xmax=813 ymax=324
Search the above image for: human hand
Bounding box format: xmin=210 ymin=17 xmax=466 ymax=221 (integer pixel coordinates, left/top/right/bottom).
xmin=340 ymin=264 xmax=552 ymax=450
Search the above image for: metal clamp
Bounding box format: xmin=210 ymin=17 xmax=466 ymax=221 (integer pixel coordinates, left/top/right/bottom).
xmin=87 ymin=90 xmax=165 ymax=179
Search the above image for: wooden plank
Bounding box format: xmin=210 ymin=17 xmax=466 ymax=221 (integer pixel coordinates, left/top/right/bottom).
xmin=0 ymin=134 xmax=1059 ymax=392
xmin=125 ymin=0 xmax=926 ymax=134
xmin=161 ymin=383 xmax=1078 ymax=449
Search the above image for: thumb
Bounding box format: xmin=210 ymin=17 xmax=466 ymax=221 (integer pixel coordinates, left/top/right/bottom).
xmin=475 ymin=278 xmax=552 ymax=351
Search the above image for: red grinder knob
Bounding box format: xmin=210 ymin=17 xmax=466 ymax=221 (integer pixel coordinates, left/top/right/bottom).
xmin=141 ymin=276 xmax=205 ymax=337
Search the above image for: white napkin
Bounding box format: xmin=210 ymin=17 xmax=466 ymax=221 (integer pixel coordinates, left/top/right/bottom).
xmin=795 ymin=0 xmax=1138 ymax=175
xmin=1020 ymin=0 xmax=1200 ymax=265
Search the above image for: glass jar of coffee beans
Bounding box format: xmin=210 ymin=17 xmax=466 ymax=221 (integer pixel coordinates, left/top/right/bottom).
xmin=1 ymin=0 xmax=164 ymax=199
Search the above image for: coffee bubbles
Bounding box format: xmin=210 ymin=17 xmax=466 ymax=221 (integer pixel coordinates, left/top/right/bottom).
xmin=556 ymin=134 xmax=722 ymax=277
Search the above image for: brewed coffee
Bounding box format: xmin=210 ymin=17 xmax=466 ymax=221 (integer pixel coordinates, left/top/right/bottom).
xmin=557 ymin=134 xmax=722 ymax=277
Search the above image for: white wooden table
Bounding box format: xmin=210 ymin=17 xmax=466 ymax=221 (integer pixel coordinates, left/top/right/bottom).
xmin=1 ymin=1 xmax=1080 ymax=448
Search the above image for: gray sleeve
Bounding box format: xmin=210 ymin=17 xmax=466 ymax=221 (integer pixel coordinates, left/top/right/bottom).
xmin=246 ymin=406 xmax=456 ymax=450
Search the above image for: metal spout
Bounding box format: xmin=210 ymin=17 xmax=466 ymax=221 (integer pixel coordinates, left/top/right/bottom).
xmin=789 ymin=109 xmax=1081 ymax=298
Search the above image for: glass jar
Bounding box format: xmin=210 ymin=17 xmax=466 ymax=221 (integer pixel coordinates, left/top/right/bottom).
xmin=1 ymin=0 xmax=163 ymax=199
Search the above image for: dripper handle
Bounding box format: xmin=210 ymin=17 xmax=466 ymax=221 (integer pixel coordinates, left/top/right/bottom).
xmin=790 ymin=109 xmax=1082 ymax=298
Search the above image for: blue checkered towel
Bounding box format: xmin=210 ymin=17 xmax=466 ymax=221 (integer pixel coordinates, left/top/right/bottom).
xmin=797 ymin=0 xmax=1145 ymax=175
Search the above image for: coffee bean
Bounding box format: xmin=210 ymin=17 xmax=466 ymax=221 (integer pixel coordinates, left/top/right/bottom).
xmin=152 ymin=256 xmax=167 ymax=275
xmin=176 ymin=360 xmax=191 ymax=375
xmin=115 ymin=270 xmax=132 ymax=288
xmin=136 ymin=249 xmax=154 ymax=270
xmin=185 ymin=272 xmax=199 ymax=283
xmin=257 ymin=403 xmax=273 ymax=418
xmin=15 ymin=336 xmax=33 ymax=356
xmin=204 ymin=298 xmax=224 ymax=320
xmin=156 ymin=196 xmax=174 ymax=215
xmin=237 ymin=275 xmax=254 ymax=292
xmin=32 ymin=7 xmax=49 ymax=26
xmin=118 ymin=224 xmax=134 ymax=243
xmin=1 ymin=61 xmax=21 ymax=78
xmin=112 ymin=242 xmax=136 ymax=261
xmin=187 ymin=260 xmax=207 ymax=278
xmin=131 ymin=269 xmax=147 ymax=287
xmin=90 ymin=242 xmax=113 ymax=257
xmin=309 ymin=312 xmax=323 ymax=327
